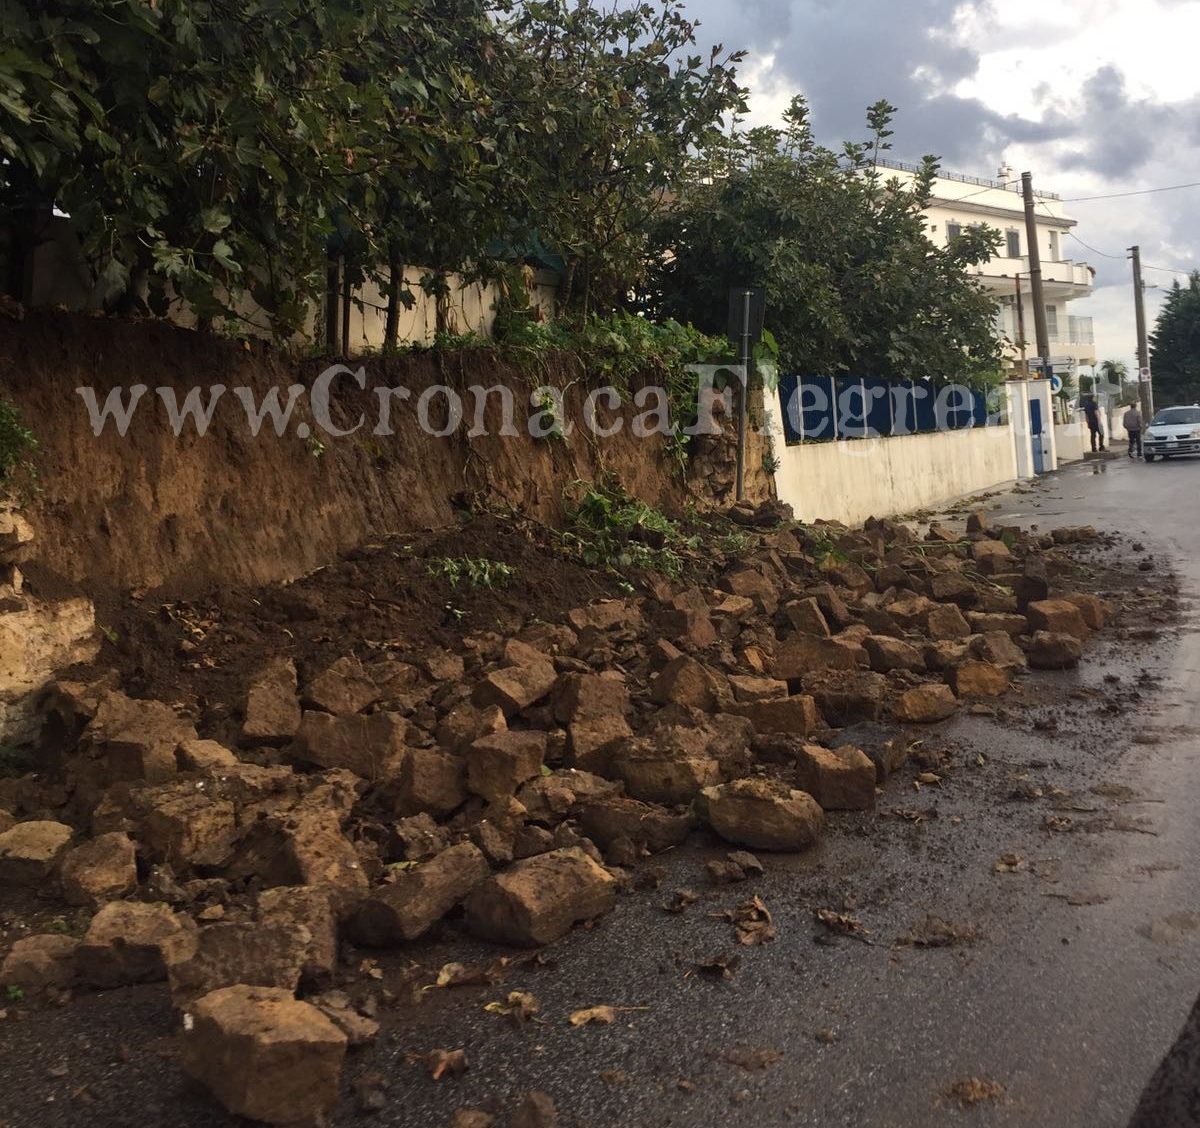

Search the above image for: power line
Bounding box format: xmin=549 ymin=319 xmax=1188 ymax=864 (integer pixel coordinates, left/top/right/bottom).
xmin=1060 ymin=181 xmax=1200 ymax=203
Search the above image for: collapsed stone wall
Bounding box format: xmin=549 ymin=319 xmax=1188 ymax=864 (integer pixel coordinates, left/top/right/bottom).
xmin=0 ymin=506 xmax=97 ymax=744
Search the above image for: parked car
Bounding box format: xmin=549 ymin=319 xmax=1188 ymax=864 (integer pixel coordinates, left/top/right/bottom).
xmin=1144 ymin=405 xmax=1200 ymax=462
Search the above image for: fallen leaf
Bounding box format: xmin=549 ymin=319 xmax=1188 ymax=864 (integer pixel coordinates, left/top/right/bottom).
xmin=569 ymin=1006 xmax=618 ymax=1026
xmin=690 ymin=951 xmax=741 ymax=979
xmin=942 ymin=1077 xmax=1004 ymax=1107
xmin=815 ymin=909 xmax=870 ymax=942
xmin=426 ymin=1048 xmax=468 ymax=1081
xmin=994 ymin=853 xmax=1025 ymax=873
xmin=483 ymin=991 xmax=539 ymax=1024
xmin=662 ymin=888 xmax=699 ymax=913
xmin=600 ymin=1068 xmax=628 ymax=1085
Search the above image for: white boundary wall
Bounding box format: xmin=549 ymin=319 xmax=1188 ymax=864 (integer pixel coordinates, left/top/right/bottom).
xmin=765 ymin=411 xmax=1019 ymax=525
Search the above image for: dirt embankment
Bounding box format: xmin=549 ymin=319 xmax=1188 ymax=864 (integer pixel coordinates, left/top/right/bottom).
xmin=0 ymin=311 xmax=771 ymax=597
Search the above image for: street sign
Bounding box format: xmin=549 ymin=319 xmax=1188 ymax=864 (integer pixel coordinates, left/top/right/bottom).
xmin=1139 ymin=366 xmax=1151 ymax=382
xmin=1049 ymin=373 xmax=1063 ymax=394
xmin=727 ymin=288 xmax=765 ymax=347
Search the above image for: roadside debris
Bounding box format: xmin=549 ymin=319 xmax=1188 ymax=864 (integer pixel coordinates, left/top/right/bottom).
xmin=0 ymin=498 xmax=1142 ymax=1124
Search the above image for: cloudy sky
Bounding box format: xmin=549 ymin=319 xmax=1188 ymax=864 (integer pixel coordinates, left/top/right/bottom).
xmin=686 ymin=0 xmax=1200 ymax=376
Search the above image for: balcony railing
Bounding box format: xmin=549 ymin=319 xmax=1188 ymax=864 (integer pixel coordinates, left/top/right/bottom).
xmin=875 ymin=158 xmax=1061 ymax=200
xmin=1068 ymin=316 xmax=1094 ymax=345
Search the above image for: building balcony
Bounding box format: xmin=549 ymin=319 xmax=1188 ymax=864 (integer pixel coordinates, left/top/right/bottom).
xmin=975 ymin=257 xmax=1094 ymax=302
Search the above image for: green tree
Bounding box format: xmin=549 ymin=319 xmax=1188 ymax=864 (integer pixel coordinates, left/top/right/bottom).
xmin=1149 ymin=273 xmax=1200 ymax=406
xmin=646 ymin=97 xmax=1002 ymax=383
xmin=506 ymin=0 xmax=745 ymax=315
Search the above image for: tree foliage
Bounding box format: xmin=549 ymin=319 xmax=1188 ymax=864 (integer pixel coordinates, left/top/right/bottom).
xmin=1149 ymin=272 xmax=1200 ymax=406
xmin=645 ymin=97 xmax=1003 ymax=383
xmin=0 ymin=0 xmax=742 ymax=335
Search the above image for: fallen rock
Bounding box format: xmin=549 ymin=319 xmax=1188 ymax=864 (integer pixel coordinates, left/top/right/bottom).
xmin=59 ymin=831 xmax=136 ymax=906
xmin=179 ymin=985 xmax=347 ymax=1126
xmin=1026 ymin=599 xmax=1089 ymax=642
xmin=304 ymin=655 xmax=378 ymax=715
xmin=609 ymin=746 xmax=722 ymax=806
xmin=394 ymin=747 xmax=467 ymax=817
xmin=1062 ymin=592 xmax=1109 ymax=630
xmin=464 ymin=847 xmax=616 ymax=946
xmin=0 ymin=933 xmax=78 ymax=994
xmin=725 ymin=694 xmax=825 ymax=736
xmin=793 ymin=744 xmax=876 ymax=810
xmin=971 ymin=631 xmax=1028 ymax=670
xmin=967 ymin=612 xmax=1027 ymax=638
xmin=88 ymin=691 xmax=197 ymax=783
xmin=347 ymin=842 xmax=491 ymax=944
xmin=783 ymin=598 xmax=830 ymax=637
xmin=720 ymin=568 xmax=780 ymax=615
xmin=575 ymin=796 xmax=693 ymax=855
xmin=863 ymin=635 xmax=925 ymax=674
xmin=165 ymin=921 xmax=311 ymax=1008
xmin=650 ymin=656 xmax=730 ymax=712
xmin=473 ymin=659 xmax=558 ymax=717
xmin=950 ymin=660 xmax=1009 ymax=698
xmin=437 ymin=703 xmax=507 ymax=753
xmin=176 ymin=739 xmax=239 ymax=773
xmin=893 ymin=684 xmax=958 ymax=724
xmin=291 ymin=710 xmax=405 ymax=781
xmin=804 ymin=670 xmax=888 ymax=725
xmin=140 ymin=787 xmax=236 ymax=869
xmin=728 ymin=674 xmax=789 ymax=703
xmin=771 ymin=635 xmax=865 ymax=680
xmin=256 ymin=886 xmax=338 ymax=988
xmin=77 ymin=901 xmax=192 ymax=988
xmin=243 ymin=657 xmax=302 ymax=744
xmin=699 ymin=778 xmax=824 ymax=851
xmin=467 ymin=731 xmax=546 ymax=802
xmin=1025 ymin=631 xmax=1082 ymax=670
xmin=0 ymin=820 xmax=72 ymax=885
xmin=553 ymin=673 xmax=632 ymax=773
xmin=926 ymin=603 xmax=972 ymax=640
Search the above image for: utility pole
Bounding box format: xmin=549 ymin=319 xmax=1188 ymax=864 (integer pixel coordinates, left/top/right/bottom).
xmin=1129 ymin=245 xmax=1154 ymax=419
xmin=1021 ymin=172 xmax=1050 ymax=378
xmin=1014 ymin=273 xmax=1027 ymax=375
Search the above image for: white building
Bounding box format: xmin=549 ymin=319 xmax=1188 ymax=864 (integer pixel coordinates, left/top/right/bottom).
xmin=878 ymin=159 xmax=1097 ymax=374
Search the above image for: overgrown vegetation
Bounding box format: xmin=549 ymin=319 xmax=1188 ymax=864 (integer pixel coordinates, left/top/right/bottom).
xmin=0 ymin=398 xmax=36 ymax=499
xmin=559 ymin=480 xmax=698 ymax=578
xmin=427 ymin=556 xmax=516 ymax=589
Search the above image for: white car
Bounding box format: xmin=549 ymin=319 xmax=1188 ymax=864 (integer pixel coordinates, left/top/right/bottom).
xmin=1144 ymin=405 xmax=1200 ymax=462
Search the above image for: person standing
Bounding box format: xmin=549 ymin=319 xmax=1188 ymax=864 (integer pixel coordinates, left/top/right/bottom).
xmin=1123 ymin=403 xmax=1143 ymax=458
xmin=1083 ymin=394 xmax=1105 ymax=452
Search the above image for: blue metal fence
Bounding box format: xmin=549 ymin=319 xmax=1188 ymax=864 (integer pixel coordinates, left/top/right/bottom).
xmin=777 ymin=374 xmax=999 ymax=444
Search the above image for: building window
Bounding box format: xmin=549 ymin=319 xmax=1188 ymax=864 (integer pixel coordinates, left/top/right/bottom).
xmin=1045 ymin=305 xmax=1058 ymax=339
xmin=1006 ymin=229 xmax=1021 ymax=258
xmin=1049 ymin=231 xmax=1060 ymax=261
xmin=946 ymin=222 xmax=962 ymax=242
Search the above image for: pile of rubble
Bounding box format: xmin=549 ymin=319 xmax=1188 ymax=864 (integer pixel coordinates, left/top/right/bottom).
xmin=0 ymin=502 xmax=1111 ymax=1124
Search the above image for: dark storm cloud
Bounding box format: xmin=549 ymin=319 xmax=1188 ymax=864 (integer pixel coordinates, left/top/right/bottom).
xmin=685 ymin=0 xmax=1185 ymax=178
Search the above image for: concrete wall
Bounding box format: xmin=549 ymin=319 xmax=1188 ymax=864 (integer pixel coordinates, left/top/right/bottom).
xmin=766 ymin=422 xmax=1019 ymax=525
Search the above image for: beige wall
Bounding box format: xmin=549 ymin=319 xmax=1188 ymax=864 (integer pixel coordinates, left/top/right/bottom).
xmin=767 ymin=425 xmax=1019 ymax=525
xmin=20 ymin=217 xmax=558 ymax=353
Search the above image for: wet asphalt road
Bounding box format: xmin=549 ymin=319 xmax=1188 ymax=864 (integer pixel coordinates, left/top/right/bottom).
xmin=4 ymin=454 xmax=1200 ymax=1128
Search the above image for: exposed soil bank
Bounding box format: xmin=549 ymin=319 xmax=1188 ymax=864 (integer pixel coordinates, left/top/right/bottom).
xmin=0 ymin=311 xmax=770 ymax=596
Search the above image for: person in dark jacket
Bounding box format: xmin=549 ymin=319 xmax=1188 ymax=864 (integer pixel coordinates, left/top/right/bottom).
xmin=1123 ymin=404 xmax=1143 ymax=458
xmin=1083 ymin=394 xmax=1105 ymax=452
